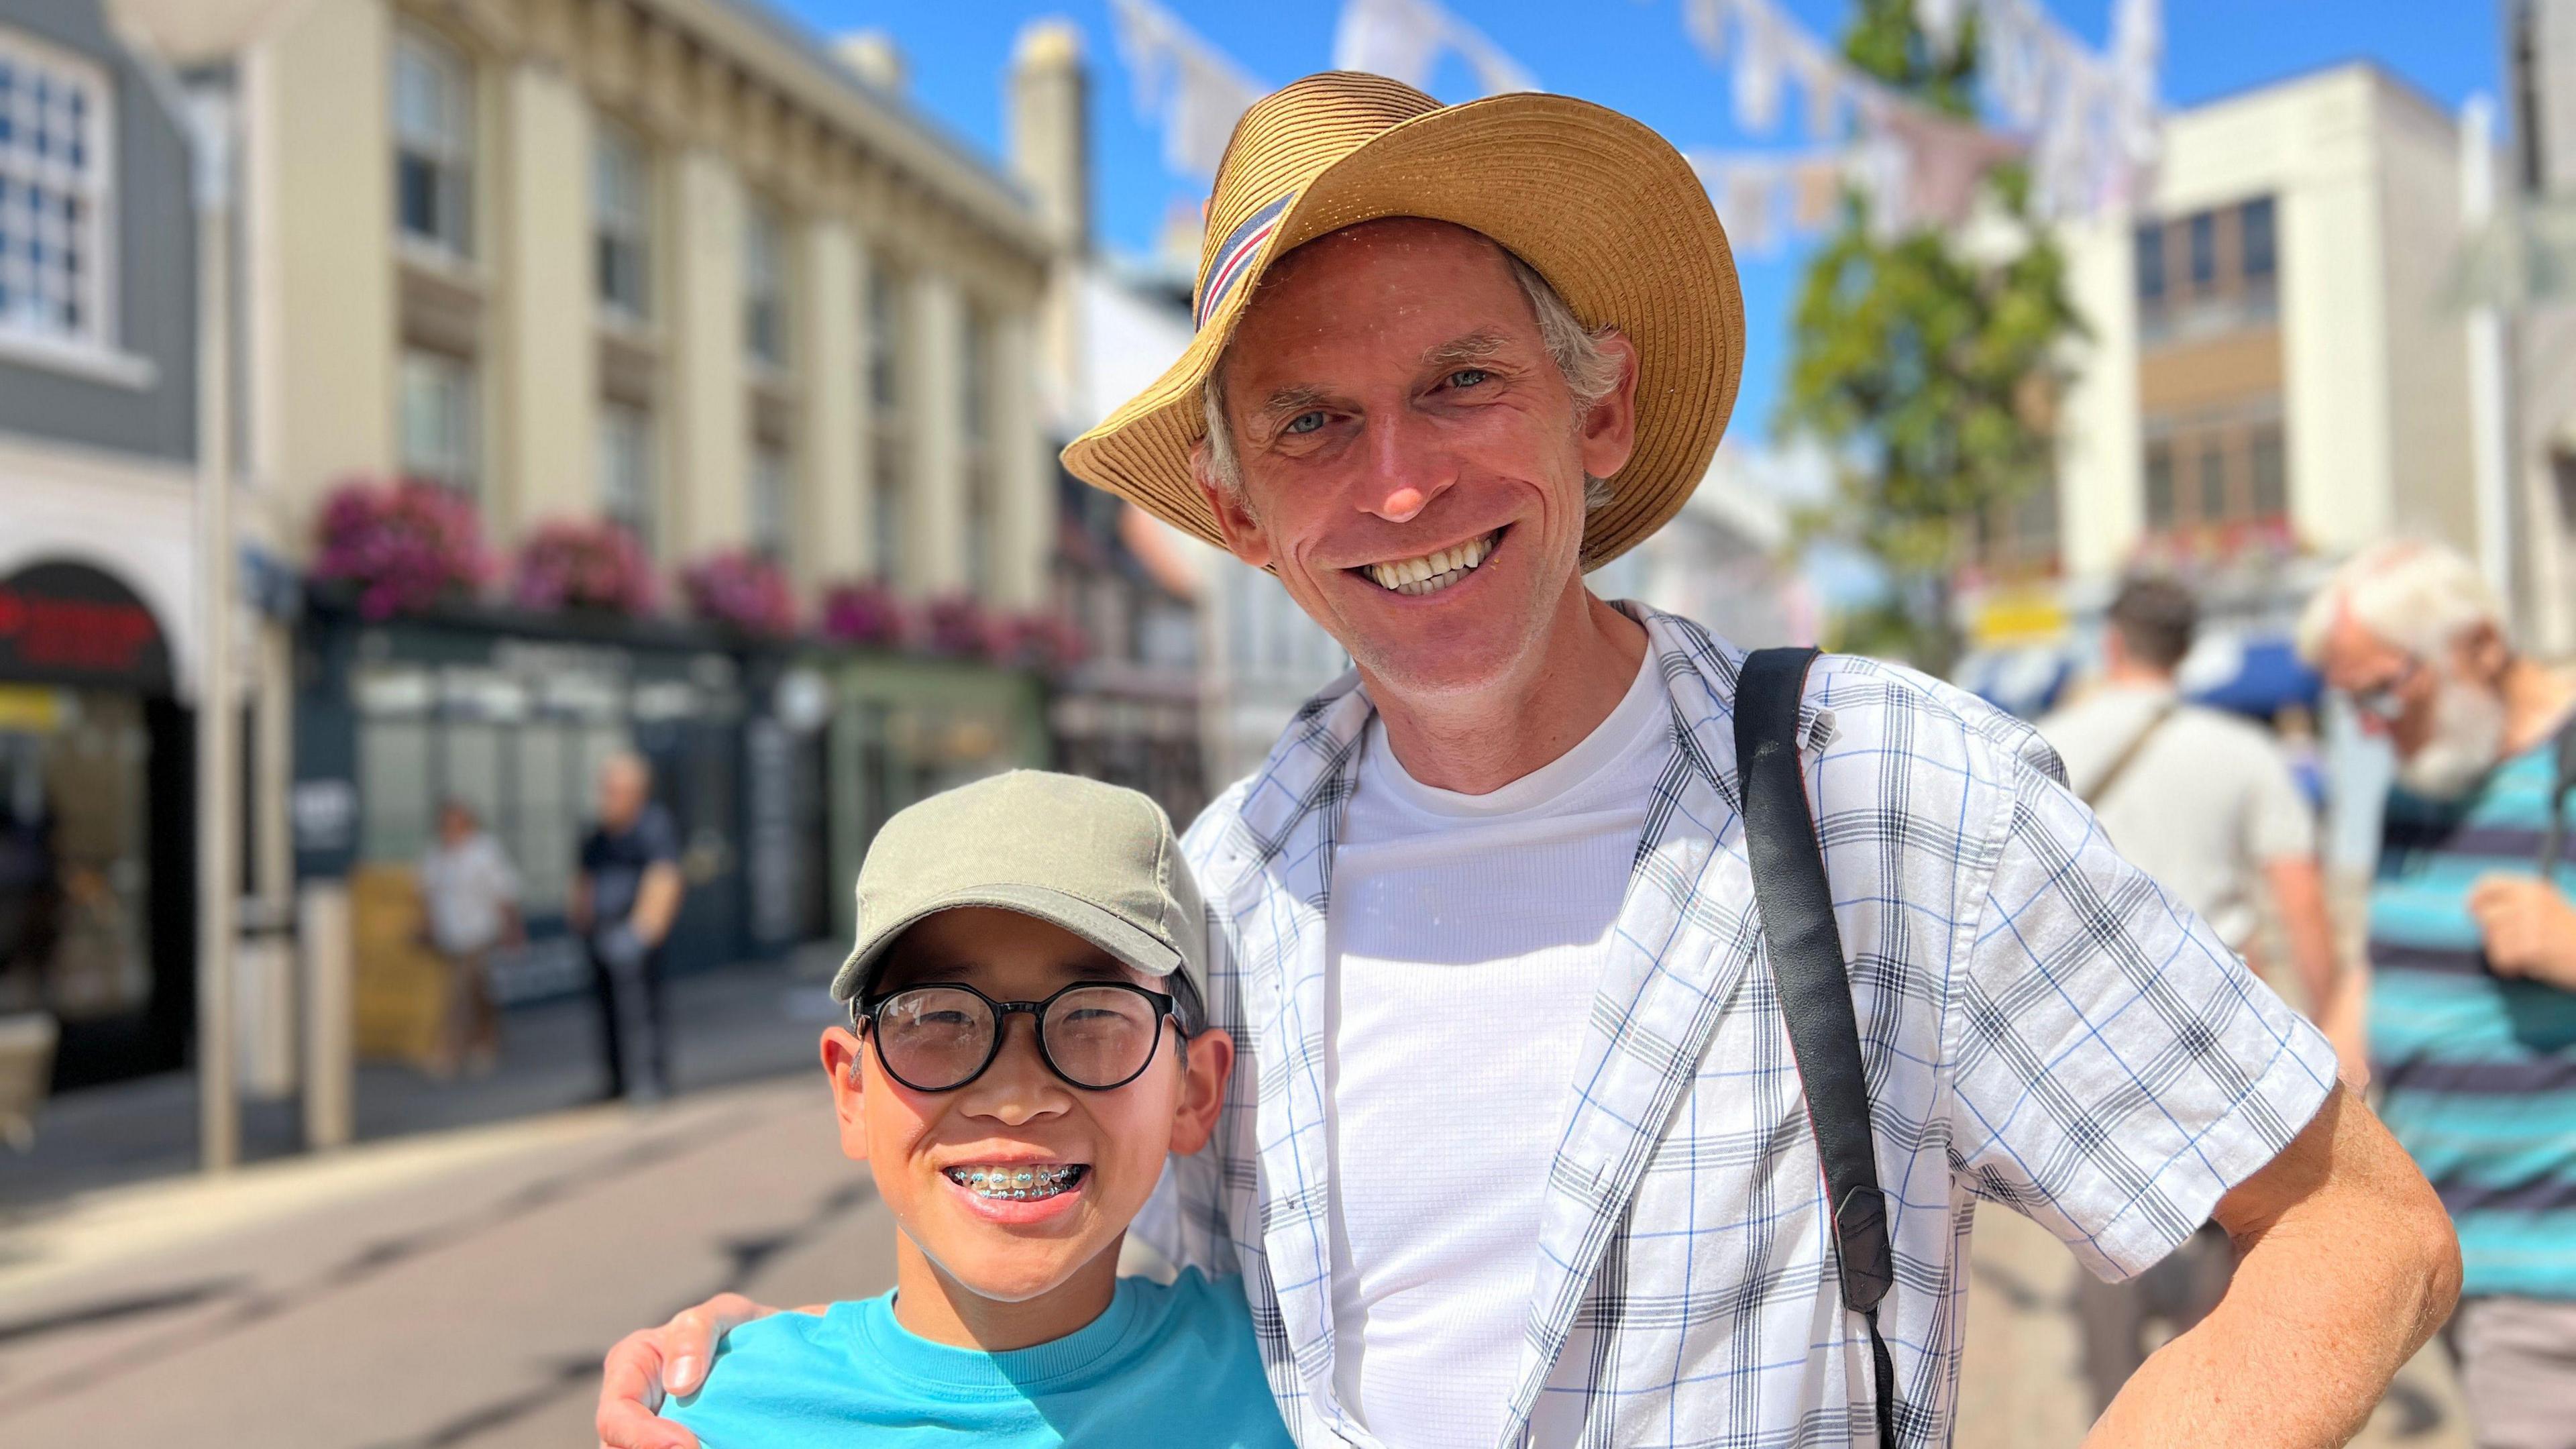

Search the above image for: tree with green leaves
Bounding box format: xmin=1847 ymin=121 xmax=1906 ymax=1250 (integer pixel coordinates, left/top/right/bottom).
xmin=1776 ymin=0 xmax=2084 ymax=676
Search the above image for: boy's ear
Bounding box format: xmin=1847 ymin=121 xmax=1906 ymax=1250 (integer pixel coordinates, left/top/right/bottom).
xmin=820 ymin=1026 xmax=870 ymax=1163
xmin=1167 ymin=1026 xmax=1232 ymax=1157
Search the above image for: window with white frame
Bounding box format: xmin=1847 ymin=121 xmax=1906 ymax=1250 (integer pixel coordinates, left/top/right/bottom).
xmin=598 ymin=400 xmax=656 ymax=553
xmin=392 ymin=27 xmax=473 ymax=260
xmin=744 ymin=199 xmax=787 ymax=368
xmin=867 ymin=264 xmax=906 ymax=582
xmin=0 ymin=32 xmax=113 ymax=349
xmin=750 ymin=441 xmax=792 ymax=563
xmin=961 ymin=305 xmax=993 ymax=595
xmin=400 ymin=348 xmax=480 ymax=496
xmin=593 ymin=119 xmax=651 ymax=323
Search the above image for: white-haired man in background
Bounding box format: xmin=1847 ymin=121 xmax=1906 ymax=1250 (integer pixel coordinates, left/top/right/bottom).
xmin=2301 ymin=541 xmax=2576 ymax=1448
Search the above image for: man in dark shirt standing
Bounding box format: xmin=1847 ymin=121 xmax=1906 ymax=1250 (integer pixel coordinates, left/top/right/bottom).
xmin=573 ymin=753 xmax=684 ymax=1102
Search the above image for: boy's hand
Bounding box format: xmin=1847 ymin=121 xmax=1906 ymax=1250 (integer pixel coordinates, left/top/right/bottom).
xmin=594 ymin=1293 xmax=781 ymax=1449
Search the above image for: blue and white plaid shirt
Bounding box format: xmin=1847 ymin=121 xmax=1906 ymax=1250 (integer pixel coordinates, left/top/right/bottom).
xmin=1134 ymin=605 xmax=2337 ymax=1448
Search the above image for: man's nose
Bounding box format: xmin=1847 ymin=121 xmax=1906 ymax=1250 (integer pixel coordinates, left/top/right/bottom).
xmin=1357 ymin=411 xmax=1454 ymax=524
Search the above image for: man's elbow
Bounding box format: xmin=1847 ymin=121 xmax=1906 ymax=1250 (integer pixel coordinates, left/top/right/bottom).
xmin=2383 ymin=1171 xmax=2463 ymax=1349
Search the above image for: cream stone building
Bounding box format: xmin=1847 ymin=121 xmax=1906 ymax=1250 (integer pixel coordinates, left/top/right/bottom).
xmin=229 ymin=0 xmax=1055 ymax=602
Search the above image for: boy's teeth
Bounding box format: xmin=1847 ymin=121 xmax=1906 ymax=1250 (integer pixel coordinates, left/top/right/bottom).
xmin=945 ymin=1164 xmax=1086 ymax=1201
xmin=1364 ymin=531 xmax=1496 ymax=595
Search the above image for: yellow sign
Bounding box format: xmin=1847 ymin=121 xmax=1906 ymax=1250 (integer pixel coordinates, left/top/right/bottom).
xmin=1970 ymin=590 xmax=2069 ymax=648
xmin=0 ymin=684 xmax=62 ymax=733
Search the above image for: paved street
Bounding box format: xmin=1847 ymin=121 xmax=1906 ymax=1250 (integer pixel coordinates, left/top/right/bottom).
xmin=0 ymin=1068 xmax=2480 ymax=1448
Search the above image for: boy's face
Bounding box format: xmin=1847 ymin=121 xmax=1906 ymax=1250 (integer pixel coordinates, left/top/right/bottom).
xmin=820 ymin=908 xmax=1231 ymax=1308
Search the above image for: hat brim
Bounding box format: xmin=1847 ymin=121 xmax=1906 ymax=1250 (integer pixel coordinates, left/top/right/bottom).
xmin=1061 ymin=90 xmax=1743 ymax=573
xmin=831 ymin=882 xmax=1187 ymax=1006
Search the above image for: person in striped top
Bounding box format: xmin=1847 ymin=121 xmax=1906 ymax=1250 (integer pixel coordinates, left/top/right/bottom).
xmin=2302 ymin=541 xmax=2576 ymax=1449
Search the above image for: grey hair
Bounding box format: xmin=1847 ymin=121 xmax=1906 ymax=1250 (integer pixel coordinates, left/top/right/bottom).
xmin=1197 ymin=248 xmax=1624 ymax=509
xmin=2294 ymin=539 xmax=2507 ymax=664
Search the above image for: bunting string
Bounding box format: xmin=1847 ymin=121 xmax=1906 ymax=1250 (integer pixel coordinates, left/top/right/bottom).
xmin=1332 ymin=0 xmax=1540 ymax=97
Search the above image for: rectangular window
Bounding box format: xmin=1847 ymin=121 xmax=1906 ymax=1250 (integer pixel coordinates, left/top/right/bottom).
xmin=400 ymin=348 xmax=480 ymax=496
xmin=2143 ymin=441 xmax=2175 ymax=529
xmin=867 ymin=264 xmax=902 ymax=413
xmin=751 ymin=441 xmax=792 ymax=563
xmin=392 ymin=28 xmax=473 ymax=260
xmin=2250 ymin=421 xmax=2287 ymax=519
xmin=2188 ymin=211 xmax=2217 ymax=290
xmin=2198 ymin=439 xmax=2228 ymax=523
xmin=593 ymin=120 xmax=651 ymax=323
xmin=598 ymin=400 xmax=655 ymax=553
xmin=0 ymin=33 xmax=112 ymax=347
xmin=745 ymin=199 xmax=787 ymax=368
xmin=2240 ymin=196 xmax=2277 ymax=281
xmin=2133 ymin=222 xmax=2165 ymax=305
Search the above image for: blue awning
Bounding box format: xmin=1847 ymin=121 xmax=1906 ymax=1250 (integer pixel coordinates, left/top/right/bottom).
xmin=1954 ymin=645 xmax=2075 ymax=721
xmin=2182 ymin=638 xmax=2321 ymax=719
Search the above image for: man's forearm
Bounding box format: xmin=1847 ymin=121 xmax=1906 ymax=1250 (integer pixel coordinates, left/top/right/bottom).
xmin=2263 ymin=857 xmax=2340 ymax=1016
xmin=2084 ymin=1087 xmax=2459 ymax=1447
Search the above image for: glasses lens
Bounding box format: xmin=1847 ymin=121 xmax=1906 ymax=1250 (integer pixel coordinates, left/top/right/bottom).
xmin=875 ymin=987 xmax=996 ymax=1089
xmin=1042 ymin=986 xmax=1164 ymax=1088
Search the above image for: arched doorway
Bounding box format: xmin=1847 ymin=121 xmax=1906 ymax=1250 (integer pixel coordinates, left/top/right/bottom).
xmin=0 ymin=559 xmax=194 ymax=1087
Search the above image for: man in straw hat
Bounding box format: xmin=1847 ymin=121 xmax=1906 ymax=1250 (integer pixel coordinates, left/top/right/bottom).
xmin=601 ymin=73 xmax=2455 ymax=1448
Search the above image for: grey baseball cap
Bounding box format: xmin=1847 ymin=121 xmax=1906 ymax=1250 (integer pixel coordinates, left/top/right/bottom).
xmin=831 ymin=770 xmax=1209 ymax=1010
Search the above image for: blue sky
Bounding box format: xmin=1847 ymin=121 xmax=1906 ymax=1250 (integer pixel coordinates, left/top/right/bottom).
xmin=772 ymin=1 xmax=2502 ymax=435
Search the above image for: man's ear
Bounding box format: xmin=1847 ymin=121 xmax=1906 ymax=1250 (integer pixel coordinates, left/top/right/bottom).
xmin=821 ymin=1026 xmax=870 ymax=1163
xmin=2457 ymin=621 xmax=2512 ymax=685
xmin=1575 ymin=330 xmax=1641 ymax=484
xmin=1191 ymin=439 xmax=1273 ymax=571
xmin=1167 ymin=1026 xmax=1233 ymax=1157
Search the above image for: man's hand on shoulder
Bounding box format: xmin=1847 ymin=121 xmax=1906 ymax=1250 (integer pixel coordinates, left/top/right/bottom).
xmin=596 ymin=1293 xmax=796 ymax=1449
xmin=2469 ymin=875 xmax=2576 ymax=989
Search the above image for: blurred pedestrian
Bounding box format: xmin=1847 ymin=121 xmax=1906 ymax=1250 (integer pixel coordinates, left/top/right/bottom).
xmin=416 ymin=798 xmax=520 ymax=1077
xmin=2039 ymin=574 xmax=2357 ymax=1411
xmin=2302 ymin=540 xmax=2576 ymax=1449
xmin=573 ymin=753 xmax=683 ymax=1104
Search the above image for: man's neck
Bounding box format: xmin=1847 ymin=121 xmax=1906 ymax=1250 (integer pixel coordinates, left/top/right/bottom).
xmin=2101 ymin=659 xmax=2176 ymax=690
xmin=1364 ymin=588 xmax=1649 ymax=796
xmin=889 ymin=1234 xmax=1119 ymax=1352
xmin=2502 ymin=658 xmax=2576 ymax=755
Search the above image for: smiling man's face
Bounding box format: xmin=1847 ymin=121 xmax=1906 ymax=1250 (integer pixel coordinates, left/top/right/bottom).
xmin=1195 ymin=218 xmax=1636 ymax=702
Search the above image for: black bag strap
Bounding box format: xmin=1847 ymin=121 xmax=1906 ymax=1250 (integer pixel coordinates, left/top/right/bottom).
xmin=1734 ymin=647 xmax=1899 ymax=1449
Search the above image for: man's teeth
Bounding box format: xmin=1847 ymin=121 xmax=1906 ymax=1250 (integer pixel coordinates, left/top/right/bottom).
xmin=945 ymin=1165 xmax=1086 ymax=1201
xmin=1364 ymin=531 xmax=1498 ymax=596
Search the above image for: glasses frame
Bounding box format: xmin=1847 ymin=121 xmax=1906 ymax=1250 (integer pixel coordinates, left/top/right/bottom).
xmin=855 ymin=979 xmax=1183 ymax=1094
xmin=2347 ymin=655 xmax=2425 ymax=724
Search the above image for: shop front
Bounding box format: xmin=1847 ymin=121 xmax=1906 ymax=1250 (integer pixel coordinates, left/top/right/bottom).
xmin=822 ymin=654 xmax=1048 ymax=946
xmin=295 ymin=600 xmax=797 ymax=1059
xmin=0 ymin=559 xmax=195 ymax=1089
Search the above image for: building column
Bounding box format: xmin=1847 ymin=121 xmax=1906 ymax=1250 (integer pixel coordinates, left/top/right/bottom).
xmin=989 ymin=309 xmax=1051 ymax=608
xmin=495 ymin=58 xmax=596 ymax=540
xmin=669 ymin=146 xmax=748 ymax=553
xmin=800 ymin=218 xmax=864 ymax=585
xmin=906 ymin=270 xmax=966 ymax=596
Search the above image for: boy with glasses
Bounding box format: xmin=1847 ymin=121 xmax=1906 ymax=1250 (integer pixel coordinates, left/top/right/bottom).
xmin=658 ymin=771 xmax=1287 ymax=1448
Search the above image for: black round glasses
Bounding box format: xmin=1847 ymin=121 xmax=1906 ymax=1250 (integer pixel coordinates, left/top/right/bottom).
xmin=856 ymin=980 xmax=1183 ymax=1093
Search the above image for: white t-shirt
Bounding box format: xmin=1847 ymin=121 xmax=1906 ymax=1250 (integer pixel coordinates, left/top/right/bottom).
xmin=1322 ymin=649 xmax=1670 ymax=1445
xmin=418 ymin=831 xmax=520 ymax=956
xmin=2037 ymin=681 xmax=2316 ymax=950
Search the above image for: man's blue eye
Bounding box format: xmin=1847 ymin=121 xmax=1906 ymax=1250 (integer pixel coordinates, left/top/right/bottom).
xmin=1448 ymin=368 xmax=1491 ymax=388
xmin=1284 ymin=411 xmax=1326 ymax=435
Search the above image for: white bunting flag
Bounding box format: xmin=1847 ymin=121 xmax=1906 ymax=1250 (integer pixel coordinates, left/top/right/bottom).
xmin=1108 ymin=0 xmax=1267 ymax=178
xmin=1332 ymin=0 xmax=1539 ymax=97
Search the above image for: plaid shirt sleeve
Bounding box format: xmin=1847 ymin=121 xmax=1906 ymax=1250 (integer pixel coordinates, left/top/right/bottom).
xmin=1943 ymin=723 xmax=2341 ymax=1281
xmin=1126 ymin=780 xmax=1256 ymax=1281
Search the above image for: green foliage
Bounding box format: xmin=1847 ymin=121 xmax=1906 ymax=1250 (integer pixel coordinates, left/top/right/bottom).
xmin=1776 ymin=0 xmax=2083 ymax=674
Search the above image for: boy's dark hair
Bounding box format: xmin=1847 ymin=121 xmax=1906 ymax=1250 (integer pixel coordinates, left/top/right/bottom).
xmin=2108 ymin=574 xmax=2197 ymax=672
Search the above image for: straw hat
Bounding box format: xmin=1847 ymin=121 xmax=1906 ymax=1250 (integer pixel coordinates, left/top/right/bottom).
xmin=1061 ymin=71 xmax=1745 ymax=572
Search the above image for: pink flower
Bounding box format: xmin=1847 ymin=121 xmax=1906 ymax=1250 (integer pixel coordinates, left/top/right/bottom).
xmin=310 ymin=477 xmax=493 ymax=620
xmin=679 ymin=549 xmax=798 ymax=637
xmin=511 ymin=519 xmax=659 ymax=615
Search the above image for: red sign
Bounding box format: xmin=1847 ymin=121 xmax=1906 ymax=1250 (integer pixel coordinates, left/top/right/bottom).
xmin=0 ymin=561 xmax=170 ymax=690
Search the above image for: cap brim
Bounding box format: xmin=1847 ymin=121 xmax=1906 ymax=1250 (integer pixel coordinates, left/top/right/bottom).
xmin=830 ymin=883 xmax=1186 ymax=1006
xmin=1060 ymin=90 xmax=1741 ymax=574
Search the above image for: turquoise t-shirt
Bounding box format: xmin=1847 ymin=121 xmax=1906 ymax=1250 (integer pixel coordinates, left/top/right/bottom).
xmin=662 ymin=1269 xmax=1291 ymax=1448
